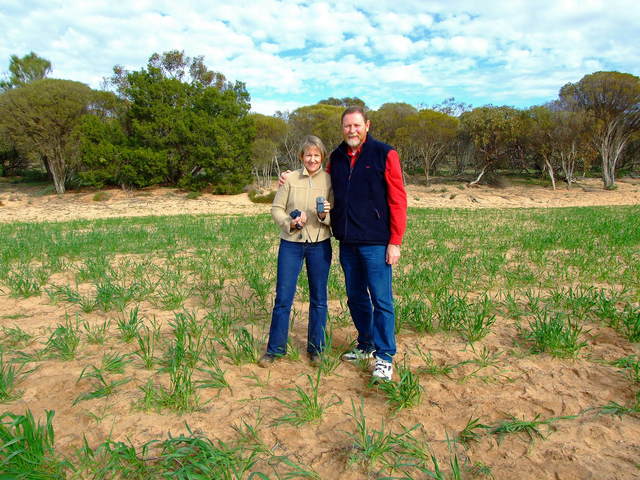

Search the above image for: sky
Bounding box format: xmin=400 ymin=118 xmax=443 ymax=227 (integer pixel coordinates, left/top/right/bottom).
xmin=1 ymin=1 xmax=639 ymax=115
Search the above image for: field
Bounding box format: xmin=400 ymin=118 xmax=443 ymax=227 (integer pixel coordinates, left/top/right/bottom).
xmin=0 ymin=182 xmax=639 ymax=479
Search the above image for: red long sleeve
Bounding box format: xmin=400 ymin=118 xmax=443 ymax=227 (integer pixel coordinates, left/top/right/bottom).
xmin=384 ymin=149 xmax=407 ymax=245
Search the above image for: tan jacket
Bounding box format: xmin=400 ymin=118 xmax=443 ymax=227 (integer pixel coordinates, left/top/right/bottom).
xmin=271 ymin=167 xmax=333 ymax=243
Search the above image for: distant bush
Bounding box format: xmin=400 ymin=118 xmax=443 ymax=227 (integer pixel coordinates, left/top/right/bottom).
xmin=248 ymin=188 xmax=276 ymax=203
xmin=92 ymin=191 xmax=111 ymax=202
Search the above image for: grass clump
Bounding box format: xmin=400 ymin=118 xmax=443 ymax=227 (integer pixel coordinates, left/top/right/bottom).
xmin=82 ymin=319 xmax=110 ymax=345
xmin=218 ymin=327 xmax=261 ymax=366
xmin=457 ymin=417 xmax=490 ymax=446
xmin=488 ymin=413 xmax=576 ymax=444
xmin=415 ymin=346 xmax=458 ymax=377
xmin=375 ymin=359 xmax=423 ymax=413
xmin=92 ymin=191 xmax=111 ymax=202
xmin=46 ymin=315 xmax=81 ymax=360
xmin=618 ymin=305 xmax=640 ymax=342
xmin=0 ymin=353 xmax=34 ymax=403
xmin=0 ymin=410 xmax=71 ymax=478
xmin=0 ymin=325 xmax=33 ymax=349
xmin=116 ymin=306 xmax=143 ymax=343
xmin=519 ymin=310 xmax=587 ymax=358
xmin=73 ymin=366 xmax=131 ymax=405
xmin=271 ymin=371 xmax=340 ymax=426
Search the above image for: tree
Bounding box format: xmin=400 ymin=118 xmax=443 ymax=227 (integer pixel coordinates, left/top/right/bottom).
xmin=318 ymin=97 xmax=366 ymax=108
xmin=460 ymin=106 xmax=522 ymax=185
xmin=431 ymin=97 xmax=472 ymax=117
xmin=395 ymin=109 xmax=458 ymax=182
xmin=104 ymin=50 xmax=254 ymax=191
xmin=287 ymin=104 xmax=343 ymax=165
xmin=559 ymin=71 xmax=640 ymax=188
xmin=0 ymin=52 xmax=52 ymax=91
xmin=369 ymin=102 xmax=417 ymax=146
xmin=0 ymin=79 xmax=95 ymax=193
xmin=527 ymin=105 xmax=559 ymax=189
xmin=250 ymin=113 xmax=288 ymax=188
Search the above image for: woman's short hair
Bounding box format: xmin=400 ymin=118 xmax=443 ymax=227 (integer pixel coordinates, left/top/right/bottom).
xmin=298 ymin=135 xmax=327 ymax=161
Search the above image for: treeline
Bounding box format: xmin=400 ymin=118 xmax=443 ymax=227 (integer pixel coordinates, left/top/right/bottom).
xmin=1 ymin=51 xmax=639 ymax=194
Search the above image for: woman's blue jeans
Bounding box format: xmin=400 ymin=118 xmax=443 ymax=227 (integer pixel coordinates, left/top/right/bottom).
xmin=339 ymin=243 xmax=396 ymax=363
xmin=266 ymin=239 xmax=332 ymax=356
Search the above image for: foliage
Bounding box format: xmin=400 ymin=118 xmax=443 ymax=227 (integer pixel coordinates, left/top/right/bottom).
xmin=0 ymin=410 xmax=70 ymax=479
xmin=396 ymin=109 xmax=459 ymax=179
xmin=79 ymin=50 xmax=254 ymax=191
xmin=0 ymin=52 xmax=51 ymax=91
xmin=369 ymin=102 xmax=418 ymax=146
xmin=318 ymin=96 xmax=366 ymax=108
xmin=460 ymin=105 xmax=526 ymax=184
xmin=559 ymin=71 xmax=640 ymax=188
xmin=0 ymin=79 xmax=97 ymax=193
xmin=250 ymin=113 xmax=288 ymax=187
xmin=287 ymin=104 xmax=343 ymax=157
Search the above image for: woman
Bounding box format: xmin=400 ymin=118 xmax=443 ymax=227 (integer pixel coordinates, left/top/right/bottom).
xmin=259 ymin=135 xmax=333 ymax=367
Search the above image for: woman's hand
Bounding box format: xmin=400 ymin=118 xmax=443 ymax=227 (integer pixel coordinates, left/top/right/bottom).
xmin=318 ymin=200 xmax=331 ymax=220
xmin=290 ymin=211 xmax=307 ymax=230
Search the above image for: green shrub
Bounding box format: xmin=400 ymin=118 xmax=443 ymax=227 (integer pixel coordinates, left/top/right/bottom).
xmin=92 ymin=191 xmax=111 ymax=202
xmin=248 ymin=189 xmax=276 ymax=204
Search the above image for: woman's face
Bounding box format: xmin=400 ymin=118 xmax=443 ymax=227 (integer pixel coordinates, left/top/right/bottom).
xmin=302 ymin=146 xmax=323 ymax=175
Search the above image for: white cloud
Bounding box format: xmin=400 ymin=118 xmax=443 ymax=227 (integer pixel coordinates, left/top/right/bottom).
xmin=1 ymin=0 xmax=638 ymax=116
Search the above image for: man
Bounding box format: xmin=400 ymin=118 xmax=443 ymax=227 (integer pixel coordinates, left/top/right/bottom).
xmin=280 ymin=106 xmax=407 ymax=381
xmin=329 ymin=106 xmax=407 ymax=382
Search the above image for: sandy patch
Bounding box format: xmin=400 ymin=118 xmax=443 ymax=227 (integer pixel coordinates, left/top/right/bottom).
xmin=1 ymin=177 xmax=640 ymax=223
xmin=1 ymin=178 xmax=639 ymax=478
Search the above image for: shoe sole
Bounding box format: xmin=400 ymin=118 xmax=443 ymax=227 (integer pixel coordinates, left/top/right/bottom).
xmin=341 ymin=352 xmax=375 ymax=361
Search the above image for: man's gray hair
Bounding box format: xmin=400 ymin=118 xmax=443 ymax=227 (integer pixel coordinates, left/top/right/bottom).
xmin=341 ymin=105 xmax=368 ymax=123
xmin=298 ymin=135 xmax=327 ymax=161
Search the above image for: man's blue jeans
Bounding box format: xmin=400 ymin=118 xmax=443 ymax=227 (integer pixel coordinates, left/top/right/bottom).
xmin=266 ymin=239 xmax=332 ymax=356
xmin=339 ymin=243 xmax=396 ymax=363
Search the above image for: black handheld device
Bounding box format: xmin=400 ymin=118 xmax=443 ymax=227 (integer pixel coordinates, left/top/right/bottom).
xmin=290 ymin=209 xmax=303 ymax=229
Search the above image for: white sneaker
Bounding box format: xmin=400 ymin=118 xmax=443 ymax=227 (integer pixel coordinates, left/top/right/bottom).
xmin=372 ymin=357 xmax=393 ymax=382
xmin=341 ymin=348 xmax=375 ymax=361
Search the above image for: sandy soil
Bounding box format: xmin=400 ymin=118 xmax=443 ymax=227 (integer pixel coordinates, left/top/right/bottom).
xmin=1 ymin=177 xmax=640 ymax=223
xmin=1 ymin=178 xmax=639 ymax=479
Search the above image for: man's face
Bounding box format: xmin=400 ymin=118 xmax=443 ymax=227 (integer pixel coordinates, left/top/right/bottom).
xmin=342 ymin=112 xmax=370 ymax=149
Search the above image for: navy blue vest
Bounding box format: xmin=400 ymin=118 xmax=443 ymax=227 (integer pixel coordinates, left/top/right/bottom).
xmin=330 ymin=135 xmax=393 ymax=245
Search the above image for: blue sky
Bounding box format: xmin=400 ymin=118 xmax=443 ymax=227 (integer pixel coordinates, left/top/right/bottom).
xmin=1 ymin=1 xmax=638 ymax=115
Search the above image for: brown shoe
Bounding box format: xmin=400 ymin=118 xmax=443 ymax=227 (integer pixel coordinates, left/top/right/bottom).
xmin=258 ymin=353 xmax=276 ymax=368
xmin=309 ymin=352 xmax=322 ymax=367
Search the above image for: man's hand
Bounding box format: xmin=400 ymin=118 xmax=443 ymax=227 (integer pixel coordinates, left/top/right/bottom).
xmin=386 ymin=244 xmax=401 ymax=265
xmin=278 ymin=170 xmax=292 ymax=187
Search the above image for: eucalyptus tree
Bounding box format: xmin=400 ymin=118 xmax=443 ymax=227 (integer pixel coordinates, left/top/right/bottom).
xmin=528 ymin=105 xmax=559 ymax=189
xmin=286 ymin=104 xmax=343 ymax=164
xmin=559 ymin=71 xmax=640 ymax=189
xmin=250 ymin=113 xmax=288 ymax=188
xmin=395 ymin=109 xmax=458 ymax=182
xmin=460 ymin=105 xmax=522 ymax=184
xmin=0 ymin=79 xmax=95 ymax=193
xmin=318 ymin=96 xmax=366 ymax=108
xmin=368 ymin=102 xmax=417 ymax=147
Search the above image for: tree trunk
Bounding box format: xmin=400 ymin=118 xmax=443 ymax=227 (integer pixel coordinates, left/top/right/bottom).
xmin=468 ymin=164 xmax=489 ymax=186
xmin=600 ymin=118 xmax=629 ymax=189
xmin=50 ymin=144 xmax=66 ymax=194
xmin=423 ymin=158 xmax=430 ymax=184
xmin=543 ymin=156 xmax=556 ymax=190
